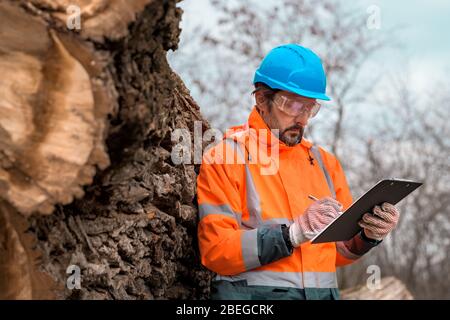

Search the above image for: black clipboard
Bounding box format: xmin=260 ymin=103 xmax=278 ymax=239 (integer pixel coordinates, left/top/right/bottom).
xmin=311 ymin=179 xmax=423 ymax=244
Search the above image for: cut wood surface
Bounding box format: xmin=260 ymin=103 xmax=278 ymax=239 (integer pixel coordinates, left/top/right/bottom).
xmin=0 ymin=1 xmax=111 ymax=216
xmin=0 ymin=0 xmax=212 ymax=299
xmin=341 ymin=276 xmax=414 ymax=300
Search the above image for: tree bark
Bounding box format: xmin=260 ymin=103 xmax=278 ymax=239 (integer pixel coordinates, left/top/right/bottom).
xmin=0 ymin=0 xmax=212 ymax=299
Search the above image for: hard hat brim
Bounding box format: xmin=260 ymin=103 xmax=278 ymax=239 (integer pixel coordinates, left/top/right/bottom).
xmin=254 ymin=73 xmax=331 ymax=101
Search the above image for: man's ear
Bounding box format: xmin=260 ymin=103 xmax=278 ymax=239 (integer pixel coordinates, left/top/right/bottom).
xmin=255 ymin=91 xmax=269 ymax=114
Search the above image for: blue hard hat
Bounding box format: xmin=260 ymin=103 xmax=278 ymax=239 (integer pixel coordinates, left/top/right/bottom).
xmin=253 ymin=44 xmax=330 ymax=101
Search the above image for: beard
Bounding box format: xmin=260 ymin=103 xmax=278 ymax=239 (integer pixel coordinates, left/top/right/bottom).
xmin=258 ymin=106 xmax=305 ymax=147
xmin=280 ymin=125 xmax=304 ymax=146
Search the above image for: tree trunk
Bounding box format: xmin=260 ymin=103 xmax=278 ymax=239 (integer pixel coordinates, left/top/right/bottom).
xmin=0 ymin=0 xmax=212 ymax=299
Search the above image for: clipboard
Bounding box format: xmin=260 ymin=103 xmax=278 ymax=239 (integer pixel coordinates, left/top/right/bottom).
xmin=311 ymin=179 xmax=423 ymax=244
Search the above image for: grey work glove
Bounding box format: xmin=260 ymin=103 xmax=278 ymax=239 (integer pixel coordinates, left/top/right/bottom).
xmin=289 ymin=197 xmax=343 ymax=247
xmin=358 ymin=202 xmax=400 ymax=241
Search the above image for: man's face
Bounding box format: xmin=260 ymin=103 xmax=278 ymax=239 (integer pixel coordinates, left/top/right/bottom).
xmin=256 ymin=90 xmax=316 ymax=146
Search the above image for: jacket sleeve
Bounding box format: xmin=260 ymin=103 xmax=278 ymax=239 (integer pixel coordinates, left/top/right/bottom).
xmin=197 ymin=142 xmax=292 ymax=276
xmin=322 ymin=151 xmax=379 ymax=266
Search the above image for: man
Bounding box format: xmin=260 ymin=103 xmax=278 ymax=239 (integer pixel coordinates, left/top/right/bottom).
xmin=196 ymin=44 xmax=400 ymax=300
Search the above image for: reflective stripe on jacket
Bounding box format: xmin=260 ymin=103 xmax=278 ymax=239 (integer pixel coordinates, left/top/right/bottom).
xmin=197 ymin=107 xmax=375 ymax=299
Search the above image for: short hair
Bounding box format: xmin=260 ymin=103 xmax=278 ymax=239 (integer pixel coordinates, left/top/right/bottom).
xmin=252 ymin=82 xmax=280 ymax=109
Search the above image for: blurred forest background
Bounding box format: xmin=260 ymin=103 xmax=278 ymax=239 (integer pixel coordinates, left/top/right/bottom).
xmin=169 ymin=0 xmax=450 ymax=299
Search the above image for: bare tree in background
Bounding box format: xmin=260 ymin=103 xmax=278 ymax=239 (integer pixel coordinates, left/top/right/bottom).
xmin=171 ymin=0 xmax=450 ymax=299
xmin=340 ymin=74 xmax=450 ymax=299
xmin=170 ymin=0 xmax=387 ymax=157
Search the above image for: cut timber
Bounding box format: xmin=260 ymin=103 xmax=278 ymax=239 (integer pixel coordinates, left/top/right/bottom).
xmin=0 ymin=200 xmax=58 ymax=299
xmin=0 ymin=201 xmax=33 ymax=299
xmin=0 ymin=1 xmax=111 ymax=216
xmin=0 ymin=0 xmax=212 ymax=299
xmin=29 ymin=0 xmax=154 ymax=42
xmin=341 ymin=276 xmax=414 ymax=300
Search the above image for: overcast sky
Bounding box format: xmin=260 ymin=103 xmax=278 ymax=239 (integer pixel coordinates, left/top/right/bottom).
xmin=169 ymin=0 xmax=450 ymax=129
xmin=172 ymin=0 xmax=449 ymax=89
xmin=361 ymin=0 xmax=450 ymax=91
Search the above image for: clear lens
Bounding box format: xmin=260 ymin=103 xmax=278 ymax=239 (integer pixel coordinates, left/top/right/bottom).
xmin=309 ymin=102 xmax=321 ymax=118
xmin=273 ymin=93 xmax=321 ymax=118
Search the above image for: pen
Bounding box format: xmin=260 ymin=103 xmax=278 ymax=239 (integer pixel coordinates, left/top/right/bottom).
xmin=309 ymin=194 xmax=343 ymax=214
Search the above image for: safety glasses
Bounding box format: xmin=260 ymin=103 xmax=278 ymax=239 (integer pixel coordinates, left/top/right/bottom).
xmin=273 ymin=91 xmax=321 ymax=118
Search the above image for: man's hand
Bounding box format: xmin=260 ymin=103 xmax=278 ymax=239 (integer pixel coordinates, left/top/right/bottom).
xmin=289 ymin=197 xmax=343 ymax=247
xmin=358 ymin=202 xmax=400 ymax=241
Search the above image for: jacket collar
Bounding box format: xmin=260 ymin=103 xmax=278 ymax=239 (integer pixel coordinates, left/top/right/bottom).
xmin=246 ymin=106 xmax=312 ymax=152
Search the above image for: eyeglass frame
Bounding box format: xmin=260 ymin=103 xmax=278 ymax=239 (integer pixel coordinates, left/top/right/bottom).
xmin=272 ymin=91 xmax=321 ymax=119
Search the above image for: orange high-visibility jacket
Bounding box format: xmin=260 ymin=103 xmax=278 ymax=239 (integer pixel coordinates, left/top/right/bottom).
xmin=197 ymin=108 xmax=377 ymax=299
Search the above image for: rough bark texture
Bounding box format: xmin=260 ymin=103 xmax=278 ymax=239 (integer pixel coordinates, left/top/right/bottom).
xmin=0 ymin=0 xmax=212 ymax=299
